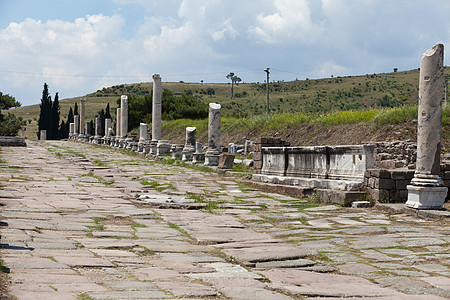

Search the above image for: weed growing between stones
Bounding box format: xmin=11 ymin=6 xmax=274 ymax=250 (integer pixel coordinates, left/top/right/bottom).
xmin=77 ymin=293 xmax=94 ymax=300
xmin=138 ymin=177 xmax=177 ymax=192
xmin=93 ymin=159 xmax=108 ymax=167
xmin=0 ymin=260 xmax=9 ymax=274
xmin=83 ymin=171 xmax=115 ymax=186
xmin=131 ymin=222 xmax=147 ymax=230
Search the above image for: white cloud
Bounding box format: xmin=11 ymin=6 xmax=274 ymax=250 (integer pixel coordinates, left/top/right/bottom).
xmin=2 ymin=0 xmax=450 ymax=106
xmin=248 ymin=0 xmax=323 ymax=44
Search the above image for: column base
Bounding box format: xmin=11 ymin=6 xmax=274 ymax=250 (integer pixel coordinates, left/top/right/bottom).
xmin=204 ymin=153 xmax=220 ymax=166
xmin=406 ymin=185 xmax=448 ymax=210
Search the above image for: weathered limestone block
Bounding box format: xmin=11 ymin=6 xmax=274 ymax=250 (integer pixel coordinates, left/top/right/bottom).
xmin=407 ymin=44 xmax=448 ymax=209
xmin=218 ymin=153 xmax=235 ymax=169
xmin=156 ymin=140 xmax=171 ymax=156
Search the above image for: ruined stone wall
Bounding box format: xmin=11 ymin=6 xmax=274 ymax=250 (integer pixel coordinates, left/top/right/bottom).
xmin=253 ymin=137 xmax=290 ymax=174
xmin=372 ymin=140 xmax=417 ymax=169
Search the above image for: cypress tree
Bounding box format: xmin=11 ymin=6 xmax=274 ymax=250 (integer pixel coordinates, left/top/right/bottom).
xmin=105 ymin=103 xmax=111 ymax=119
xmin=74 ymin=102 xmax=79 ymax=116
xmin=37 ymin=83 xmax=52 ymax=139
xmin=50 ymin=92 xmax=60 ymax=139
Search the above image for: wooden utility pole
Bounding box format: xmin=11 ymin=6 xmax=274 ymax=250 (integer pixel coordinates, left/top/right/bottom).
xmin=264 ymin=68 xmax=270 ymax=114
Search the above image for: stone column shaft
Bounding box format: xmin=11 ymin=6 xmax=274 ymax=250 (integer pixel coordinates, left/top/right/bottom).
xmin=407 ymin=44 xmax=448 ymax=209
xmin=95 ymin=117 xmax=101 ymax=137
xmin=116 ymin=108 xmax=121 ymax=138
xmin=120 ymin=95 xmax=128 ymax=138
xmin=139 ymin=123 xmax=148 ymax=142
xmin=74 ymin=115 xmax=80 ymax=135
xmin=105 ymin=118 xmax=112 ymax=137
xmin=207 ymin=103 xmax=221 ymax=153
xmin=152 ymin=74 xmax=162 ymax=142
xmin=204 ymin=103 xmax=221 ymax=166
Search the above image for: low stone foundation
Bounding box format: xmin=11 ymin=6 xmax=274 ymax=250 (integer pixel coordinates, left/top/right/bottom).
xmin=0 ymin=136 xmax=26 ymax=147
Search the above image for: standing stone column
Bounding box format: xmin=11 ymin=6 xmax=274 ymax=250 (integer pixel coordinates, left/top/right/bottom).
xmin=138 ymin=123 xmax=149 ymax=153
xmin=69 ymin=123 xmax=74 ymax=139
xmin=204 ymin=103 xmax=221 ymax=166
xmin=104 ymin=118 xmax=112 ymax=144
xmin=407 ymin=44 xmax=448 ymax=209
xmin=182 ymin=127 xmax=196 ymax=161
xmin=20 ymin=126 xmax=26 ymax=138
xmin=79 ymin=98 xmax=86 ymax=141
xmin=105 ymin=118 xmax=112 ymax=137
xmin=40 ymin=130 xmax=47 ymax=141
xmin=114 ymin=107 xmax=121 ymax=147
xmin=152 ymin=74 xmax=162 ymax=142
xmin=151 ymin=74 xmax=162 ymax=155
xmin=94 ymin=117 xmax=101 ymax=143
xmin=74 ymin=115 xmax=80 ymax=138
xmin=120 ymin=95 xmax=128 ymax=138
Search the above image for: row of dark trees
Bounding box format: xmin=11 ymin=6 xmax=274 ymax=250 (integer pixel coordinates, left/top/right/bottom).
xmin=37 ymin=83 xmax=62 ymax=140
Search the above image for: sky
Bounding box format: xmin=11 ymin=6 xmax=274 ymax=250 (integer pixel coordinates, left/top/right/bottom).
xmin=1 ymin=0 xmax=450 ymax=107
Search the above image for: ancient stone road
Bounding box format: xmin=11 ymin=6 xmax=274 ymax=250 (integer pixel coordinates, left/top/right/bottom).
xmin=0 ymin=140 xmax=449 ymax=299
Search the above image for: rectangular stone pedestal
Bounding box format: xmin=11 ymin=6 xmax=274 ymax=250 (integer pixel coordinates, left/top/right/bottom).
xmin=406 ymin=185 xmax=448 ymax=209
xmin=204 ymin=154 xmax=219 ymax=166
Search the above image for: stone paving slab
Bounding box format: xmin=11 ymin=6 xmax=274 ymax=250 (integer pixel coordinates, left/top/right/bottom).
xmin=0 ymin=140 xmax=449 ymax=300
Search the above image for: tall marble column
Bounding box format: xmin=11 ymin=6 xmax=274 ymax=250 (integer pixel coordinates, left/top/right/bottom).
xmin=204 ymin=103 xmax=221 ymax=166
xmin=120 ymin=95 xmax=128 ymax=138
xmin=407 ymin=44 xmax=448 ymax=209
xmin=152 ymin=74 xmax=162 ymax=142
xmin=115 ymin=108 xmax=121 ymax=147
xmin=79 ymin=98 xmax=86 ymax=141
xmin=182 ymin=127 xmax=196 ymax=161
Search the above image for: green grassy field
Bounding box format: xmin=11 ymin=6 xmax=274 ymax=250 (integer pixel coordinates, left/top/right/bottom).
xmin=7 ymin=67 xmax=450 ymax=141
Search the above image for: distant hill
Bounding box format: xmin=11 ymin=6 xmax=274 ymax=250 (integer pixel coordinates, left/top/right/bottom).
xmin=8 ymin=68 xmax=450 ymax=140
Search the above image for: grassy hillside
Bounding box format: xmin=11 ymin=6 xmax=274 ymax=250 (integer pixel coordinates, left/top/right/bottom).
xmin=7 ymin=67 xmax=450 ymax=141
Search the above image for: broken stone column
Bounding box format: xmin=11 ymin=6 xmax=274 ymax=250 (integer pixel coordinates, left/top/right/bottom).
xmin=103 ymin=118 xmax=112 ymax=145
xmin=40 ymin=130 xmax=47 ymax=141
xmin=94 ymin=117 xmax=101 ymax=143
xmin=204 ymin=103 xmax=221 ymax=166
xmin=407 ymin=44 xmax=448 ymax=209
xmin=74 ymin=115 xmax=80 ymax=138
xmin=79 ymin=98 xmax=86 ymax=141
xmin=192 ymin=142 xmax=204 ymax=164
xmin=69 ymin=123 xmax=74 ymax=139
xmin=138 ymin=123 xmax=149 ymax=153
xmin=182 ymin=127 xmax=196 ymax=161
xmin=105 ymin=118 xmax=112 ymax=136
xmin=20 ymin=126 xmax=26 ymax=138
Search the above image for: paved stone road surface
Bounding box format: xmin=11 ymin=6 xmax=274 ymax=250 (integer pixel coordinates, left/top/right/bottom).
xmin=0 ymin=140 xmax=449 ymax=299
